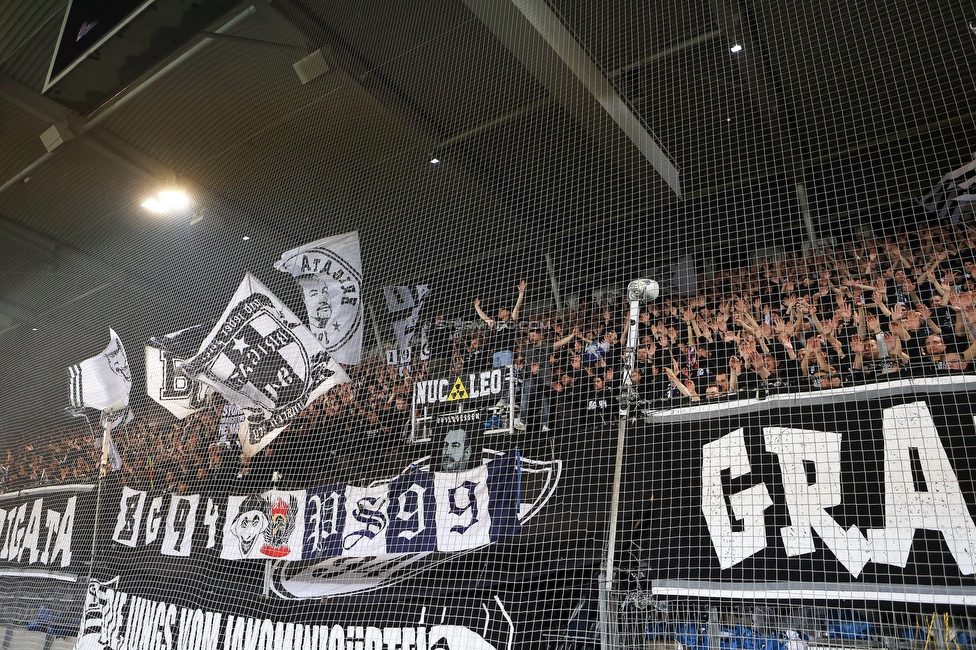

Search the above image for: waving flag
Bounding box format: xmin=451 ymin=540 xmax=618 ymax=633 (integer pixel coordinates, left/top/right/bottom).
xmin=275 ymin=231 xmax=363 ymax=365
xmin=919 ymin=157 xmax=976 ymax=224
xmin=68 ymin=328 xmax=132 ymax=411
xmin=145 ymin=324 xmax=211 ymax=419
xmin=182 ymin=273 xmax=349 ymax=456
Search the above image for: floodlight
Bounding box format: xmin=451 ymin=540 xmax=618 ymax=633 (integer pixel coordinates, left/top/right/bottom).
xmin=142 ymin=190 xmax=190 ymax=213
xmin=627 ymin=279 xmax=660 ymax=303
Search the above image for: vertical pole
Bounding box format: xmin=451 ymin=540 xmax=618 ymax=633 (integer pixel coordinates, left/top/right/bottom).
xmin=366 ymin=300 xmax=384 ymax=356
xmin=708 ymin=606 xmax=721 ymax=650
xmin=795 ymin=182 xmax=817 ymax=252
xmin=78 ymin=412 xmax=109 ymax=643
xmin=509 ymin=364 xmax=516 ymax=434
xmin=600 ymin=293 xmax=641 ymax=650
xmin=545 ymin=252 xmax=563 ymax=312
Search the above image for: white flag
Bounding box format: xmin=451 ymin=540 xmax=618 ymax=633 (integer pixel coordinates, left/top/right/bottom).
xmin=275 ymin=231 xmax=364 ymax=365
xmin=145 ymin=324 xmax=211 ymax=419
xmin=68 ymin=328 xmax=132 ymax=411
xmin=99 ymin=404 xmax=132 ymax=472
xmin=385 ymin=285 xmax=429 ymax=361
xmin=182 ymin=273 xmax=350 ymax=457
xmin=919 ymin=157 xmax=976 ymax=224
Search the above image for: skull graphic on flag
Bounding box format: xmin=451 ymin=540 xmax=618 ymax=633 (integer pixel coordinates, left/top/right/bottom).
xmin=183 ymin=273 xmax=350 ymax=456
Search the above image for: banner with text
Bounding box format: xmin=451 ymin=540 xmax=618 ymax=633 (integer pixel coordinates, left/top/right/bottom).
xmin=643 ymin=379 xmax=976 ymax=592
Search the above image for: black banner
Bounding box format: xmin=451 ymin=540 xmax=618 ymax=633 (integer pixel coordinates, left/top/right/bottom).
xmin=641 ymin=378 xmax=976 ymax=600
xmin=26 ymin=379 xmax=976 ymax=648
xmin=0 ymin=483 xmax=95 ymax=579
xmin=74 ymin=427 xmax=614 ymax=648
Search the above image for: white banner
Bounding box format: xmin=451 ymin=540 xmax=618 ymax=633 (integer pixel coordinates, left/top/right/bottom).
xmin=275 ymin=231 xmax=364 ymax=365
xmin=145 ymin=324 xmax=211 ymax=419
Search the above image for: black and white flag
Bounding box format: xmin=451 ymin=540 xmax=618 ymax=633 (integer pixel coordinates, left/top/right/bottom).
xmin=275 ymin=231 xmax=363 ymax=365
xmin=68 ymin=329 xmax=132 ymax=411
xmin=384 ymin=285 xmax=430 ymax=362
xmin=919 ymin=157 xmax=976 ymax=224
xmin=182 ymin=273 xmax=350 ymax=457
xmin=144 ymin=324 xmax=211 ymax=419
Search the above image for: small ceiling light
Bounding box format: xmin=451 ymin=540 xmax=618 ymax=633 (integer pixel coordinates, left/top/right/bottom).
xmin=31 ymin=327 xmax=37 ymax=331
xmin=430 ymin=158 xmax=440 ymax=165
xmin=730 ymin=44 xmax=743 ymax=53
xmin=142 ymin=190 xmax=190 ymax=213
xmin=242 ymin=236 xmax=251 ymax=241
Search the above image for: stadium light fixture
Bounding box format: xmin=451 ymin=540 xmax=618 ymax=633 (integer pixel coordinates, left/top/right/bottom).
xmin=142 ymin=190 xmax=190 ymax=213
xmin=730 ymin=43 xmax=743 ymax=53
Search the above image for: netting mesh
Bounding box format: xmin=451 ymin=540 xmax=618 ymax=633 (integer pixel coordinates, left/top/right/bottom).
xmin=2 ymin=0 xmax=976 ymax=648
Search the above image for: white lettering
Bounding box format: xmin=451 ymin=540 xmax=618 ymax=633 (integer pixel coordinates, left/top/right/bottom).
xmin=766 ymin=428 xmax=871 ymax=577
xmin=20 ymin=498 xmax=43 ymax=563
xmin=51 ymin=496 xmax=75 ymax=566
xmin=258 ymin=619 xmax=274 ymax=650
xmin=41 ymin=509 xmax=60 ymax=564
xmin=868 ymin=402 xmax=976 ymax=573
xmin=7 ymin=503 xmax=26 ymax=561
xmin=701 ymin=429 xmax=772 ymax=569
xmin=490 ymin=369 xmax=502 ymax=394
xmin=328 ymin=625 xmax=344 ymax=650
xmin=363 ymin=628 xmax=382 ymax=650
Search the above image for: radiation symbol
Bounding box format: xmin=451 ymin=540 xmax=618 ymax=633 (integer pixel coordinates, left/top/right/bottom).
xmin=446 ymin=377 xmax=469 ymax=401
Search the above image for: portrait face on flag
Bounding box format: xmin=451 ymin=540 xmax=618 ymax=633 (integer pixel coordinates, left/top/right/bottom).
xmin=275 ymin=232 xmax=363 ymax=365
xmin=436 ymin=411 xmax=482 ymax=473
xmin=103 ymin=336 xmax=131 ymax=384
xmin=183 ymin=273 xmax=350 ymax=456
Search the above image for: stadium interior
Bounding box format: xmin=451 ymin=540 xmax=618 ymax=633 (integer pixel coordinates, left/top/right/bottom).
xmin=1 ymin=0 xmax=976 ymax=648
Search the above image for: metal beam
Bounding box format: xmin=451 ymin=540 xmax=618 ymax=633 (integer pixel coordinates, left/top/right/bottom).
xmin=0 ymin=215 xmax=59 ymax=257
xmin=201 ymin=30 xmax=306 ymax=54
xmin=609 ymin=30 xmax=721 ymax=79
xmin=0 ymin=74 xmax=179 ymax=192
xmin=81 ymin=128 xmax=178 ymax=185
xmin=434 ymin=31 xmax=719 ymax=151
xmin=464 ymin=0 xmax=681 ymax=197
xmin=0 ymin=74 xmax=73 ymax=124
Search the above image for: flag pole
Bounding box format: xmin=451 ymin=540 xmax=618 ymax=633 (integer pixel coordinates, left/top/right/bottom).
xmin=64 ymin=406 xmax=109 ymax=620
xmin=86 ymin=413 xmax=113 ymax=586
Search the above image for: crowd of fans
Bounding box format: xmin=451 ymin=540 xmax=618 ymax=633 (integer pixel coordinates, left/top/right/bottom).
xmin=5 ymin=220 xmax=976 ymax=493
